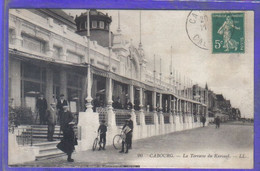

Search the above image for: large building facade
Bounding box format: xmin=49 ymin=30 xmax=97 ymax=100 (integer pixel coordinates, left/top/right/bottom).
xmin=8 ymin=9 xmax=243 ymax=162
xmin=9 ymin=9 xmax=209 ymax=125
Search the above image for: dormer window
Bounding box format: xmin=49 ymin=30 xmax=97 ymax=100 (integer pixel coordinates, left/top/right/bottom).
xmin=99 ymin=21 xmax=104 ymax=29
xmin=92 ymin=21 xmax=97 ymax=28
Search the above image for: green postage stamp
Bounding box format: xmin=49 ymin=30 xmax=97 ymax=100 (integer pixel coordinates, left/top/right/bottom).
xmin=212 ymin=13 xmax=244 ymax=53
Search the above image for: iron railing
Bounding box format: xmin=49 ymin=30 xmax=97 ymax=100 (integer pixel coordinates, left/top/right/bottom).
xmin=144 ymin=111 xmax=154 ymax=125
xmin=12 ymin=126 xmax=34 ymax=146
xmin=96 ymin=107 xmax=108 ymax=124
xmin=114 ymin=109 xmax=131 ymax=126
xmin=164 ymin=113 xmax=170 ymax=124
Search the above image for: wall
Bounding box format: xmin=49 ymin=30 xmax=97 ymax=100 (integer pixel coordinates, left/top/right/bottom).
xmin=76 ymin=111 xmax=205 ymax=152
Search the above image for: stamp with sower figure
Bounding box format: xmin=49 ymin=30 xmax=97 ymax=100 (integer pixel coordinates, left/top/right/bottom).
xmin=212 ymin=13 xmax=244 ymax=53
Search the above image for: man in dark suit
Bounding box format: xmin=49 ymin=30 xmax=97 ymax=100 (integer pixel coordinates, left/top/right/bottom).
xmin=127 ymin=115 xmax=134 ymax=149
xmin=201 ymin=115 xmax=206 ymax=127
xmin=47 ymin=103 xmax=57 ymax=141
xmin=36 ymin=93 xmax=47 ymax=125
xmin=215 ymin=116 xmax=221 ymax=128
xmin=56 ymin=94 xmax=68 ymax=125
xmin=60 ymin=106 xmax=73 ymax=131
xmin=57 ymin=105 xmax=75 ymax=162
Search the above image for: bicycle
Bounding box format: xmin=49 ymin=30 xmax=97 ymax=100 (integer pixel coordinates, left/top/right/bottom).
xmin=92 ymin=132 xmax=100 ymax=151
xmin=113 ymin=127 xmax=129 ymax=150
xmin=113 ymin=132 xmax=124 ymax=150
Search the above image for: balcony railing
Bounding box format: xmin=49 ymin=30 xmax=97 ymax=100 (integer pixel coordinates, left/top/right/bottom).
xmin=144 ymin=111 xmax=154 ymax=125
xmin=96 ymin=107 xmax=107 ymax=124
xmin=114 ymin=109 xmax=131 ymax=126
xmin=164 ymin=113 xmax=170 ymax=124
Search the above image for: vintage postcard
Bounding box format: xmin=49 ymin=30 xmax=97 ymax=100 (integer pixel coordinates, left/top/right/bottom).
xmin=6 ymin=8 xmax=254 ymax=169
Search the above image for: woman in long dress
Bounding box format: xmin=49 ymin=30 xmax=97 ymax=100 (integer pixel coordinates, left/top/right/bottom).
xmin=218 ymin=15 xmax=240 ymax=51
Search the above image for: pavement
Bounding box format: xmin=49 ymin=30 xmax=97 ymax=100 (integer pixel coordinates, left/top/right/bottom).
xmin=17 ymin=123 xmax=254 ymax=169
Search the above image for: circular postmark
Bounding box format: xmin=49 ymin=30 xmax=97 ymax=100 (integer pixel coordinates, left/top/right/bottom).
xmin=186 ymin=11 xmax=209 ymax=50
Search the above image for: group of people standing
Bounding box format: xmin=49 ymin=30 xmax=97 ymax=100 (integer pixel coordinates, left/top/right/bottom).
xmin=36 ymin=93 xmax=76 ymax=162
xmin=96 ymin=115 xmax=134 ymax=154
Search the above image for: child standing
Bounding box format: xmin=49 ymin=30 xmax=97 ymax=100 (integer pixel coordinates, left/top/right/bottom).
xmin=98 ymin=120 xmax=107 ymax=150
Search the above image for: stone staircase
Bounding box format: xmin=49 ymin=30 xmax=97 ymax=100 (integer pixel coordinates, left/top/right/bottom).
xmin=34 ymin=141 xmax=66 ymax=161
xmin=17 ymin=125 xmax=66 ymax=160
xmin=19 ymin=125 xmax=63 ymax=140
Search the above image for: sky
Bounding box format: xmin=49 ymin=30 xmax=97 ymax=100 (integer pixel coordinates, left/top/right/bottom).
xmin=64 ymin=10 xmax=254 ymax=118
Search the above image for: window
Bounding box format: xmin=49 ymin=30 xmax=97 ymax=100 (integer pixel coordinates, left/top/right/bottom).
xmin=9 ymin=29 xmax=14 ymax=44
xmin=99 ymin=21 xmax=104 ymax=29
xmin=67 ymin=51 xmax=82 ymax=63
xmin=22 ymin=34 xmax=46 ymax=53
xmin=92 ymin=21 xmax=97 ymax=28
xmin=67 ymin=73 xmax=83 ymax=112
xmin=21 ymin=62 xmax=46 ymax=107
xmin=53 ymin=46 xmax=61 ymax=59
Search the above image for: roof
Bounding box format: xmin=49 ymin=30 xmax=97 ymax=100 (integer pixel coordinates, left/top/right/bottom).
xmin=216 ymin=94 xmax=224 ymax=101
xmin=37 ymin=9 xmax=76 ymax=29
xmin=48 ymin=9 xmax=75 ymax=24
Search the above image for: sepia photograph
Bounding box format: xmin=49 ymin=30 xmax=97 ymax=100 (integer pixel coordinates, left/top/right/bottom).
xmin=7 ymin=8 xmax=254 ymax=168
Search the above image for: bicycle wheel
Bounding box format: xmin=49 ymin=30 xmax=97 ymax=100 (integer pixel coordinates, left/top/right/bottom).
xmin=92 ymin=138 xmax=98 ymax=151
xmin=113 ymin=134 xmax=122 ymax=150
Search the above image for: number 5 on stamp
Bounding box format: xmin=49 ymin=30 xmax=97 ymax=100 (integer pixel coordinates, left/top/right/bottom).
xmin=212 ymin=13 xmax=244 ymax=53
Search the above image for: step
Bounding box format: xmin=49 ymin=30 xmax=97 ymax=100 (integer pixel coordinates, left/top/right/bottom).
xmin=34 ymin=141 xmax=59 ymax=147
xmin=22 ymin=132 xmax=63 ymax=135
xmin=24 ymin=128 xmax=61 ymax=132
xmin=31 ymin=125 xmax=61 ymax=128
xmin=18 ymin=134 xmax=62 ymax=138
xmin=39 ymin=147 xmax=61 ymax=154
xmin=35 ymin=151 xmax=66 ymax=161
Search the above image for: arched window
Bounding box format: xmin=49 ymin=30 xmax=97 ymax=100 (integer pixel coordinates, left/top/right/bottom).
xmin=99 ymin=21 xmax=104 ymax=29
xmin=92 ymin=21 xmax=97 ymax=28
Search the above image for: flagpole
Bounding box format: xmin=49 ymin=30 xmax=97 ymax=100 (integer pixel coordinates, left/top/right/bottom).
xmin=86 ymin=10 xmax=93 ymax=112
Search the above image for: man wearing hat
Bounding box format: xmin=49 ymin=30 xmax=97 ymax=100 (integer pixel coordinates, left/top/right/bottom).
xmin=57 ymin=105 xmax=76 ymax=162
xmin=56 ymin=94 xmax=68 ymax=125
xmin=60 ymin=106 xmax=73 ymax=131
xmin=127 ymin=115 xmax=134 ymax=149
xmin=36 ymin=93 xmax=48 ymax=125
xmin=46 ymin=103 xmax=57 ymax=141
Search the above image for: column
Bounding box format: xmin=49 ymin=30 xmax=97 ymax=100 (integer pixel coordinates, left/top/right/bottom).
xmin=46 ymin=34 xmax=54 ymax=57
xmin=152 ymin=91 xmax=158 ymax=125
xmin=60 ymin=69 xmax=67 ymax=99
xmin=159 ymin=93 xmax=164 ymax=124
xmin=169 ymin=96 xmax=173 ymax=124
xmin=14 ymin=19 xmax=23 ymax=48
xmin=60 ymin=45 xmax=67 ymax=61
xmin=173 ymin=97 xmax=176 ymax=124
xmin=129 ymin=84 xmax=136 ymax=125
xmin=10 ymin=58 xmax=21 ymax=106
xmin=197 ymin=104 xmax=200 ymax=123
xmin=85 ymin=65 xmax=93 ymax=112
xmin=45 ymin=68 xmax=54 ymax=106
xmin=139 ymin=87 xmax=145 ymax=125
xmin=106 ymin=77 xmax=115 ymax=127
xmin=179 ymin=100 xmax=183 ymax=123
xmin=184 ymin=101 xmax=187 ymax=123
